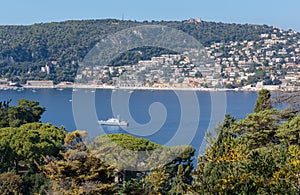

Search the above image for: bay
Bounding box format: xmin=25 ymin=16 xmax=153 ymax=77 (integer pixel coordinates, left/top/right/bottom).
xmin=0 ymin=88 xmax=257 ymax=156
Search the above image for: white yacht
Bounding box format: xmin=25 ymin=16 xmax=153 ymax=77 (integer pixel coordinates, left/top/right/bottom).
xmin=98 ymin=116 xmax=128 ymax=126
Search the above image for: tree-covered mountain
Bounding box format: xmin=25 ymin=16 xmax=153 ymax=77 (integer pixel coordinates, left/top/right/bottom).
xmin=0 ymin=19 xmax=286 ymax=83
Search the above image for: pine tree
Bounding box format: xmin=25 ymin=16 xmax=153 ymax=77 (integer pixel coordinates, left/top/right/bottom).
xmin=254 ymin=89 xmax=272 ymax=113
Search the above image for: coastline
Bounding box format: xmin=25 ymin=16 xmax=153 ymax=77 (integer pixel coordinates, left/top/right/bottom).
xmin=1 ymin=84 xmax=296 ymax=92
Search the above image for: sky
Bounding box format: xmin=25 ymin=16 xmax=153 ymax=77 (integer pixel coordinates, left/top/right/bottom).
xmin=0 ymin=0 xmax=299 ymax=31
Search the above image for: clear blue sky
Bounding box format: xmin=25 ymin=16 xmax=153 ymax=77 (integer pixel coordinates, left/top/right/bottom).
xmin=1 ymin=0 xmax=299 ymax=31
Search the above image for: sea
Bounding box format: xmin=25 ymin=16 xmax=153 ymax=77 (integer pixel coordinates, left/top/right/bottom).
xmin=0 ymin=88 xmax=258 ymax=157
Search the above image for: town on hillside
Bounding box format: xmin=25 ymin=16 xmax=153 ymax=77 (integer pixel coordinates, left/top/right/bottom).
xmin=1 ymin=25 xmax=300 ymax=91
xmin=73 ymin=27 xmax=300 ymax=91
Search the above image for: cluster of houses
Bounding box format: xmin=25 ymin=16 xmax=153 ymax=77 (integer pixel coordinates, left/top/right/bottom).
xmin=76 ymin=50 xmax=222 ymax=88
xmin=205 ymin=28 xmax=300 ymax=87
xmin=75 ymin=27 xmax=300 ymax=89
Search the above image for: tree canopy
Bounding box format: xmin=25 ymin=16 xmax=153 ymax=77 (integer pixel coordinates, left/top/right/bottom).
xmin=193 ymin=90 xmax=300 ymax=194
xmin=0 ymin=99 xmax=45 ymax=128
xmin=0 ymin=122 xmax=66 ymax=174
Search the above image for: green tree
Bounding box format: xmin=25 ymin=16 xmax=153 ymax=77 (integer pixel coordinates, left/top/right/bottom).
xmin=41 ymin=131 xmax=116 ymax=194
xmin=0 ymin=99 xmax=45 ymax=128
xmin=146 ymin=145 xmax=195 ymax=194
xmin=234 ymin=109 xmax=279 ymax=149
xmin=17 ymin=99 xmax=46 ymax=124
xmin=117 ymin=178 xmax=152 ymax=195
xmin=276 ymin=114 xmax=300 ymax=145
xmin=0 ymin=122 xmax=66 ymax=173
xmin=91 ymin=134 xmax=195 ymax=194
xmin=145 ymin=166 xmax=170 ymax=194
xmin=0 ymin=172 xmax=23 ymax=195
xmin=0 ymin=100 xmax=11 ymax=127
xmin=193 ymin=115 xmax=249 ymax=194
xmin=194 ymin=104 xmax=300 ymax=194
xmin=254 ymin=89 xmax=272 ymax=113
xmin=90 ymin=134 xmax=161 ymax=182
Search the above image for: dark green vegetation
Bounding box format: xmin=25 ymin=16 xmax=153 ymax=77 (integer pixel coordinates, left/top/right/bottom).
xmin=0 ymin=99 xmax=45 ymax=127
xmin=0 ymin=91 xmax=299 ymax=194
xmin=254 ymin=89 xmax=272 ymax=113
xmin=0 ymin=19 xmax=277 ymax=83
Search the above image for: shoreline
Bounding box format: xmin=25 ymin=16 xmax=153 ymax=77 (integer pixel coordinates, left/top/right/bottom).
xmin=2 ymin=84 xmax=298 ymax=92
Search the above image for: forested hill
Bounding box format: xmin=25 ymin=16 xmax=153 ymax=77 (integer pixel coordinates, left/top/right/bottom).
xmin=0 ymin=19 xmax=286 ymax=83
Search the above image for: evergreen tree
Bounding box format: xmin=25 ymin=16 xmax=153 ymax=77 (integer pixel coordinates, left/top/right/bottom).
xmin=254 ymin=89 xmax=272 ymax=113
xmin=0 ymin=122 xmax=66 ymax=173
xmin=0 ymin=99 xmax=45 ymax=128
xmin=193 ymin=103 xmax=300 ymax=194
xmin=41 ymin=131 xmax=117 ymax=194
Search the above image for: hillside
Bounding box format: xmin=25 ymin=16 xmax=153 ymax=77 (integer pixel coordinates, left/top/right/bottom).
xmin=0 ymin=19 xmax=294 ymax=84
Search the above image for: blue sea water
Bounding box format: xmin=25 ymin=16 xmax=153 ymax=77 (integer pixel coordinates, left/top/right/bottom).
xmin=0 ymin=88 xmax=257 ymax=157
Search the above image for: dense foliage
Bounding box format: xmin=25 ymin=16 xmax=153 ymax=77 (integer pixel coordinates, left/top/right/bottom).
xmin=0 ymin=99 xmax=45 ymax=127
xmin=194 ymin=93 xmax=300 ymax=194
xmin=0 ymin=19 xmax=276 ymax=83
xmin=0 ymin=92 xmax=299 ymax=194
xmin=0 ymin=122 xmax=66 ymax=194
